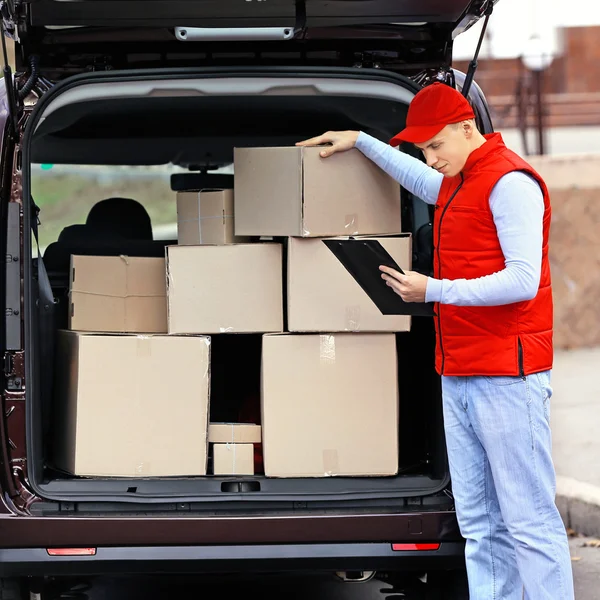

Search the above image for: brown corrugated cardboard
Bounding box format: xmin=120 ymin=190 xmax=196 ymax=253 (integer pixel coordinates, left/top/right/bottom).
xmin=208 ymin=423 xmax=262 ymax=444
xmin=176 ymin=189 xmax=249 ymax=246
xmin=52 ymin=331 xmax=210 ymax=477
xmin=261 ymin=333 xmax=399 ymax=478
xmin=166 ymin=243 xmax=283 ymax=334
xmin=213 ymin=443 xmax=255 ymax=475
xmin=233 ymin=146 xmax=401 ymax=237
xmin=288 ymin=235 xmax=412 ymax=332
xmin=69 ymin=255 xmax=167 ymax=333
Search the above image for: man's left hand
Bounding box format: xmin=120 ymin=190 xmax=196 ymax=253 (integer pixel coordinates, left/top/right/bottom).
xmin=380 ymin=266 xmax=429 ymax=303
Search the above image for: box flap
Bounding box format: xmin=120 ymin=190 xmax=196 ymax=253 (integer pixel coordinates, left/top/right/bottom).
xmin=301 ymin=147 xmax=401 ymax=236
xmin=234 ymin=147 xmax=303 ymax=236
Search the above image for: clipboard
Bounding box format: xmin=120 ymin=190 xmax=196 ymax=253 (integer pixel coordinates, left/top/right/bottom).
xmin=322 ymin=238 xmax=435 ymax=317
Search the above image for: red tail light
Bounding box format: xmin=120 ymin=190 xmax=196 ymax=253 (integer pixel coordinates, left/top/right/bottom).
xmin=47 ymin=548 xmax=97 ymax=556
xmin=391 ymin=543 xmax=440 ymax=551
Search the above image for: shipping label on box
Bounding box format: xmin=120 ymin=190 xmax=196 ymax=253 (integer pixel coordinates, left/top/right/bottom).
xmin=261 ymin=333 xmax=399 ymax=478
xmin=213 ymin=443 xmax=255 ymax=475
xmin=52 ymin=331 xmax=211 ymax=478
xmin=234 ymin=146 xmax=401 ymax=237
xmin=287 ymin=235 xmax=412 ymax=332
xmin=69 ymin=255 xmax=167 ymax=333
xmin=166 ymin=243 xmax=284 ymax=334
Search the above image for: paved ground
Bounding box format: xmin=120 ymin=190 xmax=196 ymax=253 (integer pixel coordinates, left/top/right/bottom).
xmin=551 ymin=347 xmax=600 ymax=487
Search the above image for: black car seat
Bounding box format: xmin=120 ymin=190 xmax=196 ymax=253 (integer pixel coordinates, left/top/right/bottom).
xmin=42 ymin=197 xmax=167 ymax=329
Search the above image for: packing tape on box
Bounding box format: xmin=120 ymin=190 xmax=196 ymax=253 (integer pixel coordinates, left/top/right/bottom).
xmin=136 ymin=335 xmax=152 ymax=357
xmin=319 ymin=334 xmax=336 ymax=365
xmin=322 ymin=449 xmax=339 ymax=477
xmin=226 ymin=442 xmax=237 ymax=472
xmin=196 ymin=191 xmax=203 ymax=243
xmin=345 ymin=305 xmax=361 ymax=332
xmin=219 ymin=327 xmax=234 ymax=333
xmin=344 ymin=214 xmax=359 ymax=235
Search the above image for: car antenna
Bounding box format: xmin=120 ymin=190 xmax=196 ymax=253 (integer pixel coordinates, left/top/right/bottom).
xmin=0 ymin=24 xmax=19 ymax=139
xmin=461 ymin=2 xmax=494 ymax=100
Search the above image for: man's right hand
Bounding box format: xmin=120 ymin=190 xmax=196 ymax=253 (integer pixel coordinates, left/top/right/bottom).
xmin=295 ymin=130 xmax=359 ymax=158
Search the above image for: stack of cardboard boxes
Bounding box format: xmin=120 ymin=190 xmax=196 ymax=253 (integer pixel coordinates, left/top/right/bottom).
xmin=54 ymin=145 xmax=413 ymax=480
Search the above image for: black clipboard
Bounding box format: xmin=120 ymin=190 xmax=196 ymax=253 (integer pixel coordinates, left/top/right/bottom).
xmin=323 ymin=238 xmax=435 ymax=317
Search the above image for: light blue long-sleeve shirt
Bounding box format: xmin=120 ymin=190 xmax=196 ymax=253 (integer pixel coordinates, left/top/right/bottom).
xmin=355 ymin=131 xmax=545 ymax=307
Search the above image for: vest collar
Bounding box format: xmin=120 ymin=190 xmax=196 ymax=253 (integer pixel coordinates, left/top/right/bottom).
xmin=461 ymin=132 xmax=505 ymax=176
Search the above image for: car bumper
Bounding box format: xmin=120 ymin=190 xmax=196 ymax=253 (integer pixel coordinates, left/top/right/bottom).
xmin=0 ymin=541 xmax=465 ymax=577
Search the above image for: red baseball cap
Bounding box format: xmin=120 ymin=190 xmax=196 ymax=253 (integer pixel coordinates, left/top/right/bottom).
xmin=389 ymin=82 xmax=476 ymax=146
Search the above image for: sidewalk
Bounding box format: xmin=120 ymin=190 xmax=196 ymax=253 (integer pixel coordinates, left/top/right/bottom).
xmin=551 ymin=346 xmax=600 ymax=536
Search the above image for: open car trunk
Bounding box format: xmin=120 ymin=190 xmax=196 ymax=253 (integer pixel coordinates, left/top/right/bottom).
xmin=22 ymin=68 xmax=449 ymax=511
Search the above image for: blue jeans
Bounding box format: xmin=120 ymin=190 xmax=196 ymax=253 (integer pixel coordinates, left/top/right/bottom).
xmin=442 ymin=371 xmax=574 ymax=600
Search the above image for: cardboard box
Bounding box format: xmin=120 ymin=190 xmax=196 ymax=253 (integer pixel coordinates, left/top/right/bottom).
xmin=177 ymin=189 xmax=249 ymax=246
xmin=69 ymin=255 xmax=167 ymax=333
xmin=233 ymin=146 xmax=401 ymax=237
xmin=213 ymin=443 xmax=255 ymax=475
xmin=261 ymin=333 xmax=399 ymax=477
xmin=52 ymin=331 xmax=211 ymax=477
xmin=208 ymin=423 xmax=262 ymax=444
xmin=166 ymin=244 xmax=283 ymax=334
xmin=287 ymin=235 xmax=412 ymax=332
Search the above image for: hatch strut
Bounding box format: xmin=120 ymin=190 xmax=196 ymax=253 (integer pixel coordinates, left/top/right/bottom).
xmin=0 ymin=25 xmax=19 ymax=138
xmin=461 ymin=2 xmax=494 ymax=99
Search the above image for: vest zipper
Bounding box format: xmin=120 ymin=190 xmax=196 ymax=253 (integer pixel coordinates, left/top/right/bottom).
xmin=518 ymin=337 xmax=525 ymax=379
xmin=436 ymin=174 xmax=464 ymax=375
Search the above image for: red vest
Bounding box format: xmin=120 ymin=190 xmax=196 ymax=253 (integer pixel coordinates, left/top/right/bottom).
xmin=433 ymin=133 xmax=553 ymax=376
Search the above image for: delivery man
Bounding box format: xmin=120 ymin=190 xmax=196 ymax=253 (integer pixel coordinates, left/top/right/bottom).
xmin=297 ymin=82 xmax=574 ymax=600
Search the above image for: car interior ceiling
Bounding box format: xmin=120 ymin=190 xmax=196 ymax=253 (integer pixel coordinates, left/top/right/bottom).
xmin=27 ymin=91 xmax=447 ymax=498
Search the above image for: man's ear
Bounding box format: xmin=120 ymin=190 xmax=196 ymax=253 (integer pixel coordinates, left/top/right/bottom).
xmin=462 ymin=119 xmax=475 ymax=138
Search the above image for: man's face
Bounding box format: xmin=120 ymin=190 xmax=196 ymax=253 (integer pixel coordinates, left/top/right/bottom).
xmin=414 ymin=123 xmax=471 ymax=178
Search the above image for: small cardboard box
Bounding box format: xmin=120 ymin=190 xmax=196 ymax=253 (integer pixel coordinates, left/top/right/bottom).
xmin=261 ymin=333 xmax=399 ymax=478
xmin=166 ymin=243 xmax=283 ymax=334
xmin=233 ymin=146 xmax=401 ymax=237
xmin=69 ymin=255 xmax=167 ymax=333
xmin=213 ymin=443 xmax=255 ymax=475
xmin=176 ymin=189 xmax=249 ymax=246
xmin=208 ymin=423 xmax=262 ymax=444
xmin=52 ymin=331 xmax=211 ymax=477
xmin=287 ymin=235 xmax=412 ymax=332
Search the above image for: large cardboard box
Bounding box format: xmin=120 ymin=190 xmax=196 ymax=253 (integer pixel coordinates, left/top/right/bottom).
xmin=261 ymin=333 xmax=399 ymax=477
xmin=234 ymin=146 xmax=401 ymax=237
xmin=287 ymin=235 xmax=412 ymax=332
xmin=177 ymin=189 xmax=249 ymax=246
xmin=69 ymin=255 xmax=167 ymax=333
xmin=53 ymin=331 xmax=211 ymax=477
xmin=166 ymin=243 xmax=284 ymax=334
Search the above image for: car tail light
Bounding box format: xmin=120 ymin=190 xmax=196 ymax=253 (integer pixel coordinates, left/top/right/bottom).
xmin=47 ymin=548 xmax=97 ymax=556
xmin=391 ymin=543 xmax=440 ymax=551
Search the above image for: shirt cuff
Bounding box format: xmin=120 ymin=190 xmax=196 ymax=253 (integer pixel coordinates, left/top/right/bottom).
xmin=355 ymin=131 xmax=369 ymax=152
xmin=425 ymin=277 xmax=443 ymax=303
